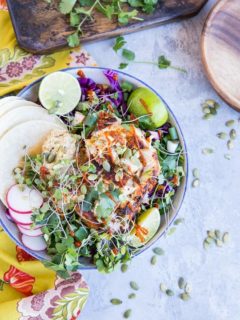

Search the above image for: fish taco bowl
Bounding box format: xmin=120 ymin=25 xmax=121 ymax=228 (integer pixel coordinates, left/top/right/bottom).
xmin=0 ymin=67 xmax=188 ymax=275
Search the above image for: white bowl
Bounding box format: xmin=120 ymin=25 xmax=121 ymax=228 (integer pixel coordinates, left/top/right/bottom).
xmin=0 ymin=67 xmax=188 ymax=269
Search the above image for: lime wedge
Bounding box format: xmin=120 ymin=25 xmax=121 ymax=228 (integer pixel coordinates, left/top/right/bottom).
xmin=130 ymin=207 xmax=161 ymax=248
xmin=127 ymin=87 xmax=168 ymax=129
xmin=39 ymin=72 xmax=81 ymax=115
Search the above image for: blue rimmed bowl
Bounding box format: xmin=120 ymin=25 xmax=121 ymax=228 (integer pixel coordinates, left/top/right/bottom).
xmin=0 ymin=67 xmax=188 ymax=269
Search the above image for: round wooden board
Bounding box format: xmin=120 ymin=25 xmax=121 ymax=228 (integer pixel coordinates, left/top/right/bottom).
xmin=201 ymin=0 xmax=240 ymax=111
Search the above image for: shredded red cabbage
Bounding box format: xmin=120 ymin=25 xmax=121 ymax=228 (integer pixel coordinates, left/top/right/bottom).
xmin=159 ymin=122 xmax=171 ymax=133
xmin=77 ymin=77 xmax=100 ymax=101
xmin=103 ymin=69 xmax=125 ymax=109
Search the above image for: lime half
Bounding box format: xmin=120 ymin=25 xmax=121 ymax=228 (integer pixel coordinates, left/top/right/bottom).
xmin=39 ymin=72 xmax=81 ymax=115
xmin=130 ymin=207 xmax=161 ymax=248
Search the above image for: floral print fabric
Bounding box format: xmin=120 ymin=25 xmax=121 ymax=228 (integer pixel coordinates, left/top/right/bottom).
xmin=0 ymin=229 xmax=89 ymax=319
xmin=18 ymin=273 xmax=88 ymax=320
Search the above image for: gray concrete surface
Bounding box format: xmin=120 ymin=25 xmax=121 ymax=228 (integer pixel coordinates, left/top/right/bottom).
xmin=81 ymin=1 xmax=240 ymax=319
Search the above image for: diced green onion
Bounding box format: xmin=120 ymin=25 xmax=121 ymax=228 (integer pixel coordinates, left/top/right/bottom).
xmin=169 ymin=127 xmax=178 ymax=140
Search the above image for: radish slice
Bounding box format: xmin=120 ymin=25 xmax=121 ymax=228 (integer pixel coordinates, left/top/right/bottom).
xmin=7 ymin=184 xmax=43 ymax=213
xmin=21 ymin=234 xmax=47 ymax=251
xmin=19 ymin=223 xmax=42 ymax=230
xmin=5 ymin=209 xmax=13 ymax=222
xmin=9 ymin=209 xmax=33 ymax=225
xmin=18 ymin=224 xmax=43 ymax=237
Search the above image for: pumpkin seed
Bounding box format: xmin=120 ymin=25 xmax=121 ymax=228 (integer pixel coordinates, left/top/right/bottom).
xmin=216 ymin=239 xmax=223 ymax=247
xmin=123 ymin=309 xmax=132 ymax=318
xmin=166 ymin=289 xmax=174 ymax=297
xmin=180 ymin=293 xmax=191 ymax=301
xmin=203 ymin=240 xmax=209 ymax=249
xmin=160 ymin=283 xmax=167 ymax=293
xmin=215 ymin=230 xmax=221 ymax=239
xmin=80 ymin=184 xmax=87 ymax=194
xmin=88 ymin=174 xmax=98 ymax=181
xmin=174 ymin=218 xmax=185 ymax=225
xmin=205 ymin=99 xmax=216 ymax=107
xmin=227 ymin=140 xmax=234 ymax=150
xmin=210 ymin=107 xmax=217 ymax=115
xmin=110 ymin=298 xmax=122 ymax=305
xmin=207 ymin=230 xmax=215 ymax=238
xmin=43 ymin=152 xmax=50 ymax=160
xmin=192 ymin=178 xmax=200 ymax=188
xmin=205 ymin=237 xmax=214 ymax=244
xmin=214 ymin=102 xmax=220 ymax=109
xmin=128 ymin=293 xmax=136 ymax=299
xmin=121 ymin=263 xmax=128 ymax=273
xmin=167 ymin=227 xmax=176 ymax=236
xmin=47 ymin=152 xmax=56 ymax=163
xmin=222 ymin=232 xmax=230 ymax=243
xmin=151 ymin=255 xmax=157 ymax=265
xmin=230 ymin=129 xmax=237 ymax=140
xmin=202 ymin=106 xmax=211 ymax=114
xmin=185 ymin=283 xmax=192 ymax=294
xmin=153 ymin=247 xmax=164 ymax=255
xmin=202 ymin=148 xmax=214 ymax=155
xmin=103 ymin=160 xmax=111 ymax=172
xmin=203 ymin=114 xmax=213 ymax=120
xmin=178 ymin=277 xmax=186 ymax=289
xmin=217 ymin=132 xmax=227 ymax=140
xmin=225 ymin=120 xmax=235 ymax=127
xmin=224 ymin=154 xmax=231 ymax=160
xmin=192 ymin=168 xmax=199 ymax=178
xmin=130 ymin=281 xmax=139 ymax=291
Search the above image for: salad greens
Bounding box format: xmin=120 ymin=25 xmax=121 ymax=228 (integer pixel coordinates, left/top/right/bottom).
xmin=14 ymin=69 xmax=184 ymax=277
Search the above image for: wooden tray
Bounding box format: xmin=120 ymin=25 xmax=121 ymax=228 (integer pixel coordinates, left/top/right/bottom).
xmin=7 ymin=0 xmax=207 ymax=54
xmin=201 ymin=0 xmax=240 ymax=111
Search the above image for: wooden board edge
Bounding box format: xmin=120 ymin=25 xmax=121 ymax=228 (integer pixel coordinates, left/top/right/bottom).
xmin=201 ymin=0 xmax=240 ymax=112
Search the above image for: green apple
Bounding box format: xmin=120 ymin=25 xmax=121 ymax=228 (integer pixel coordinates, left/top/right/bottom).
xmin=130 ymin=207 xmax=161 ymax=248
xmin=127 ymin=87 xmax=168 ymax=129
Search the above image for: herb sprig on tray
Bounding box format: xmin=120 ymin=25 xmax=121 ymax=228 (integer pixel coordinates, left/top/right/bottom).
xmin=47 ymin=0 xmax=159 ymax=47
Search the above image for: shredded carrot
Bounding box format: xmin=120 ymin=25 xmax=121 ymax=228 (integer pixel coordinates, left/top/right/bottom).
xmin=135 ymin=224 xmax=149 ymax=243
xmin=112 ymin=247 xmax=118 ymax=255
xmin=107 ymin=103 xmax=114 ymax=113
xmin=77 ymin=70 xmax=85 ymax=78
xmin=172 ymin=175 xmax=178 ymax=185
xmin=113 ymin=73 xmax=118 ymax=81
xmin=157 ymin=129 xmax=163 ymax=139
xmin=74 ymin=241 xmax=82 ymax=247
xmin=40 ymin=166 xmax=49 ymax=179
xmin=87 ymin=89 xmax=94 ymax=102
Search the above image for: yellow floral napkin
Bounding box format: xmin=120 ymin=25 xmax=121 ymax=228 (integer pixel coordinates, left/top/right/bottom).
xmin=0 ymin=228 xmax=89 ymax=320
xmin=0 ymin=1 xmax=96 ymax=318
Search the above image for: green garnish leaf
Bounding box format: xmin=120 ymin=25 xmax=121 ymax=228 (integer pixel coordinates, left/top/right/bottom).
xmin=113 ymin=36 xmax=127 ymax=52
xmin=75 ymin=227 xmax=88 ymax=241
xmin=158 ymin=55 xmax=171 ymax=69
xmin=122 ymin=49 xmax=135 ymax=61
xmin=59 ymin=0 xmax=77 ymax=14
xmin=119 ymin=63 xmax=128 ymax=69
xmin=121 ymin=81 xmax=133 ymax=92
xmin=96 ymin=194 xmax=115 ymax=219
xmin=67 ymin=32 xmax=80 ymax=47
